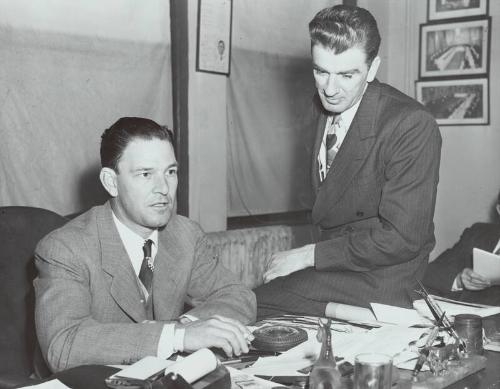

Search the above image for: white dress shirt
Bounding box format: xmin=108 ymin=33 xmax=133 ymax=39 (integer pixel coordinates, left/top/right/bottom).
xmin=112 ymin=213 xmax=184 ymax=358
xmin=318 ymin=91 xmax=365 ymax=181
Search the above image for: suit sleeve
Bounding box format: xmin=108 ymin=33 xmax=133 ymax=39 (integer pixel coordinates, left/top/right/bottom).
xmin=34 ymin=236 xmax=165 ymax=372
xmin=183 ymin=235 xmax=256 ymax=324
xmin=423 ymin=226 xmax=477 ymax=292
xmin=315 ymin=109 xmax=442 ymax=271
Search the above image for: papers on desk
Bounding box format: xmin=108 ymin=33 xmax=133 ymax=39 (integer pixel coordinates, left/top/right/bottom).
xmin=371 ymin=303 xmax=432 ymax=326
xmin=413 ymin=295 xmax=500 ymax=320
xmin=473 ymin=248 xmax=500 ymax=284
xmin=17 ymin=380 xmax=70 ymax=388
xmin=243 ymin=322 xmax=427 ymax=377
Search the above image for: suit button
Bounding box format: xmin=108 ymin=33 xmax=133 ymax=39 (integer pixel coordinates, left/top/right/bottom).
xmin=356 ymin=211 xmax=364 ymax=217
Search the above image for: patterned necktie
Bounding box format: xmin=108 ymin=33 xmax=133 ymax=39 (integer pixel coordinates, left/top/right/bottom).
xmin=139 ymin=239 xmax=154 ymax=296
xmin=326 ymin=116 xmax=341 ymax=171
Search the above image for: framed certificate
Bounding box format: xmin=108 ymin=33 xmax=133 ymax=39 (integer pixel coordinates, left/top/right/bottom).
xmin=196 ymin=0 xmax=233 ymax=76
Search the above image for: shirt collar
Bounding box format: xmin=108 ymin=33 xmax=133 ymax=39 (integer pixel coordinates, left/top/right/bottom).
xmin=336 ymin=83 xmax=367 ymax=129
xmin=111 ymin=212 xmax=158 ymax=275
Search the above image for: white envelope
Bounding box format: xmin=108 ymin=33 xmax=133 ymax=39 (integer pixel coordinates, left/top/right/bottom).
xmin=473 ymin=248 xmax=500 ymax=284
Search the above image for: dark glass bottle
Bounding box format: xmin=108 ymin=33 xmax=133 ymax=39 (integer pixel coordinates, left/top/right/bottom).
xmin=309 ymin=318 xmax=342 ymax=389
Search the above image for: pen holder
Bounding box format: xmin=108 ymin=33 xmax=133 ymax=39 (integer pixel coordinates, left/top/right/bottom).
xmin=453 ymin=314 xmax=483 ymax=356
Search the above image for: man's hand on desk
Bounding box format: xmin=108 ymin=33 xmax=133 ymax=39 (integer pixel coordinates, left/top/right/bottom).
xmin=455 ymin=268 xmax=491 ymax=291
xmin=263 ymin=244 xmax=315 ymax=283
xmin=177 ymin=315 xmax=254 ymax=358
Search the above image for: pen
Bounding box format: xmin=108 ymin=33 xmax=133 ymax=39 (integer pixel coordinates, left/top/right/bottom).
xmin=411 ymin=325 xmax=440 ymax=381
xmin=221 ymin=355 xmax=260 ymax=365
xmin=416 ymin=280 xmax=466 ymax=352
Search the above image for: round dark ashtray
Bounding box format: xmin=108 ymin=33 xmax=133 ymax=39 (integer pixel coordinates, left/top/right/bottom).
xmin=252 ymin=325 xmax=308 ymax=352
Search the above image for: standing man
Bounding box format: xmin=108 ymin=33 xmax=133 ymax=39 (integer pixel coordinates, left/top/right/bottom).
xmin=35 ymin=117 xmax=256 ymax=372
xmin=255 ymin=5 xmax=441 ymax=317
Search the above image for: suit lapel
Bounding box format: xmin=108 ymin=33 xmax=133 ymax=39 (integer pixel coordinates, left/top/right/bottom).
xmin=99 ymin=202 xmax=147 ymax=322
xmin=312 ymin=108 xmax=328 ymax=191
xmin=480 ymin=225 xmax=500 ymax=251
xmin=152 ymin=223 xmax=182 ymax=319
xmin=312 ymin=81 xmax=380 ymax=224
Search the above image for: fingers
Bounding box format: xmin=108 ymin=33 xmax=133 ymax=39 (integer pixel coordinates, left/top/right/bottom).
xmin=213 ymin=315 xmax=254 ymax=342
xmin=461 ymin=268 xmax=490 ymax=290
xmin=183 ymin=316 xmax=251 ymax=357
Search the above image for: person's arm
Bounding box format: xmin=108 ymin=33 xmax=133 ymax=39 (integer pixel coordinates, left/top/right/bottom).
xmin=34 ymin=236 xmax=164 ymax=372
xmin=423 ymin=225 xmax=478 ymax=292
xmin=183 ymin=235 xmax=257 ymax=324
xmin=314 ymin=109 xmax=441 ymax=272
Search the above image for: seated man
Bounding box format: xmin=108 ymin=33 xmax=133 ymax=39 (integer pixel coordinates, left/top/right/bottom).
xmin=423 ymin=192 xmax=500 ymax=306
xmin=34 ymin=117 xmax=256 ymax=372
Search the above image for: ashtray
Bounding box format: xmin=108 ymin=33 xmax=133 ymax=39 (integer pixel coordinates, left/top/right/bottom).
xmin=251 ymin=325 xmax=308 ymax=352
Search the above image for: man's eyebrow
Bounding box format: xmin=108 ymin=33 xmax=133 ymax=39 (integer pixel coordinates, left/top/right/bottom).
xmin=132 ymin=167 xmax=154 ymax=172
xmin=338 ymin=69 xmax=361 ymax=74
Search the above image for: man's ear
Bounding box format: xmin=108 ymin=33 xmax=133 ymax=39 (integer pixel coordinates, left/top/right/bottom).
xmin=496 ymin=204 xmax=500 ymax=218
xmin=100 ymin=167 xmax=118 ymax=197
xmin=367 ymin=56 xmax=380 ymax=83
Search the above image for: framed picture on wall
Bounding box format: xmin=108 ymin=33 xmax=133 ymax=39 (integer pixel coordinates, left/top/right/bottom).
xmin=415 ymin=78 xmax=489 ymax=125
xmin=419 ymin=17 xmax=490 ymax=78
xmin=196 ymin=0 xmax=233 ymax=76
xmin=428 ymin=0 xmax=488 ymax=21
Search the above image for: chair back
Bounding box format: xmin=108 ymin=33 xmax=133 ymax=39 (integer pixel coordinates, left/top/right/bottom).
xmin=0 ymin=206 xmax=67 ymax=384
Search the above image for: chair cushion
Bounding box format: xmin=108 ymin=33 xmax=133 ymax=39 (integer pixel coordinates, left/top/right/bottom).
xmin=0 ymin=207 xmax=67 ymax=380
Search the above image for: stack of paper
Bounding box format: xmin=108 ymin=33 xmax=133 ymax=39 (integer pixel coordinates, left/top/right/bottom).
xmin=413 ymin=295 xmax=500 ymax=320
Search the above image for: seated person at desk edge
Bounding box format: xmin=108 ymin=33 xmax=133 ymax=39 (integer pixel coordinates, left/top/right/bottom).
xmin=423 ymin=191 xmax=500 ymax=306
xmin=254 ymin=4 xmax=441 ymax=318
xmin=34 ymin=117 xmax=256 ymax=372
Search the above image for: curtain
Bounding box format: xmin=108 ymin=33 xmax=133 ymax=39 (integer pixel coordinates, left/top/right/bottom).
xmin=0 ymin=1 xmax=172 ymax=215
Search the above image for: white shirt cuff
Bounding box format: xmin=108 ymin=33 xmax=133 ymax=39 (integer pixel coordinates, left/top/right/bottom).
xmin=451 ymin=276 xmax=462 ymax=291
xmin=157 ymin=324 xmax=186 ymax=358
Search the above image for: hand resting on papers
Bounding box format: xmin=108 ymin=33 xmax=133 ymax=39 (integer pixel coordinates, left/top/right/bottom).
xmin=176 ymin=315 xmax=255 ymax=357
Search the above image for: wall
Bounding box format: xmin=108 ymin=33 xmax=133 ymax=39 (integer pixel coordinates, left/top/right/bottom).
xmin=360 ymin=0 xmax=500 ymax=258
xmin=197 ymin=0 xmax=500 ymax=256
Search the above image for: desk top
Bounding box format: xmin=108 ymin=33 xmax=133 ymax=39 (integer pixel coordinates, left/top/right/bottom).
xmin=33 ymin=314 xmax=500 ymax=389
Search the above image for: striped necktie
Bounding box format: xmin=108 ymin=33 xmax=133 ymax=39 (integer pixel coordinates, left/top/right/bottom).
xmin=139 ymin=239 xmax=154 ymax=296
xmin=326 ymin=116 xmax=341 ymax=171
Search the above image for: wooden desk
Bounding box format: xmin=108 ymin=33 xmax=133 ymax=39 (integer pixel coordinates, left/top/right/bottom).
xmin=23 ymin=315 xmax=500 ymax=388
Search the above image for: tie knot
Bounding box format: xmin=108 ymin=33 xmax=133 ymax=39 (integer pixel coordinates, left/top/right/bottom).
xmin=143 ymin=239 xmax=153 ymax=258
xmin=326 ymin=133 xmax=337 ymax=150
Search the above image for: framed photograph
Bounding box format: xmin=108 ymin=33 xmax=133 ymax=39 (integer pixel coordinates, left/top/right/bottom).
xmin=415 ymin=78 xmax=489 ymax=125
xmin=196 ymin=0 xmax=232 ymax=76
xmin=419 ymin=17 xmax=490 ymax=78
xmin=428 ymin=0 xmax=488 ymax=21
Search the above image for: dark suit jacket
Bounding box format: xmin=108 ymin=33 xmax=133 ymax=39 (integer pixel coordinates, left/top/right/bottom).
xmin=34 ymin=202 xmax=256 ymax=372
xmin=423 ymin=222 xmax=500 ymax=305
xmin=308 ymin=79 xmax=442 ymax=308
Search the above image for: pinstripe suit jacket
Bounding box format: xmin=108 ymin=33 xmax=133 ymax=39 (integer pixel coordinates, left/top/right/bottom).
xmin=34 ymin=202 xmax=256 ymax=372
xmin=307 ymin=79 xmax=442 ymax=308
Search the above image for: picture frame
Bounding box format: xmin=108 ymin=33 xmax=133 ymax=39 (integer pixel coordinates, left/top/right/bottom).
xmin=196 ymin=0 xmax=233 ymax=76
xmin=419 ymin=17 xmax=490 ymax=78
xmin=428 ymin=0 xmax=488 ymax=21
xmin=415 ymin=78 xmax=489 ymax=125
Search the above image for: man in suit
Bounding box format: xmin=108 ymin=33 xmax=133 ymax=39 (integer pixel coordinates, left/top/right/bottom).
xmin=34 ymin=117 xmax=256 ymax=372
xmin=255 ymin=4 xmax=441 ymax=318
xmin=423 ymin=194 xmax=500 ymax=306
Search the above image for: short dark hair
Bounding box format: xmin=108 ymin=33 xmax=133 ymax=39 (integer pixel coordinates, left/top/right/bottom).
xmin=100 ymin=117 xmax=174 ymax=171
xmin=309 ymin=4 xmax=381 ymax=65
